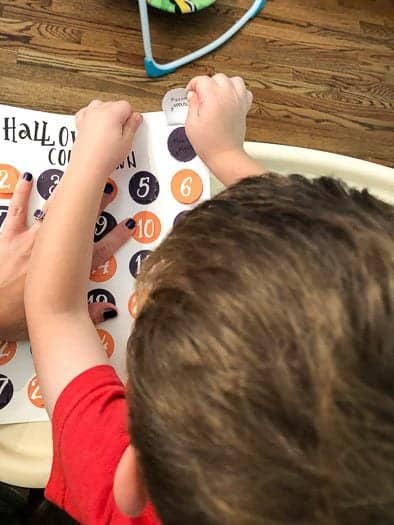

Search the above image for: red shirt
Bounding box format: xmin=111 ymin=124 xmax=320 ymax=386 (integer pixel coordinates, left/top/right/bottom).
xmin=46 ymin=365 xmax=161 ymax=525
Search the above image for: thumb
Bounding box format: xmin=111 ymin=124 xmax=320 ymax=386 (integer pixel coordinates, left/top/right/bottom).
xmin=186 ymin=91 xmax=200 ymax=120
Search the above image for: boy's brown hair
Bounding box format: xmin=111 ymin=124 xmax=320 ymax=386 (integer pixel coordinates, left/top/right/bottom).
xmin=127 ymin=173 xmax=394 ymax=525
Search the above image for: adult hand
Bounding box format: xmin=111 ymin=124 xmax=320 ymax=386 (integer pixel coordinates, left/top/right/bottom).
xmin=0 ymin=174 xmax=132 ymax=341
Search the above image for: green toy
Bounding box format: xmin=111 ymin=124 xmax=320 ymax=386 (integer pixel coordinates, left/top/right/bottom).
xmin=139 ymin=0 xmax=268 ymax=76
xmin=147 ymin=0 xmax=215 ymax=14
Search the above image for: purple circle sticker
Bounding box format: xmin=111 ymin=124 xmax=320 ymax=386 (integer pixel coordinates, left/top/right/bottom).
xmin=129 ymin=250 xmax=152 ymax=278
xmin=94 ymin=212 xmax=117 ymax=243
xmin=0 ymin=205 xmax=8 ymax=228
xmin=88 ymin=288 xmax=116 ymax=306
xmin=37 ymin=169 xmax=63 ymax=200
xmin=129 ymin=171 xmax=160 ymax=205
xmin=0 ymin=373 xmax=14 ymax=410
xmin=173 ymin=210 xmax=189 ymax=228
xmin=167 ymin=127 xmax=196 ymax=162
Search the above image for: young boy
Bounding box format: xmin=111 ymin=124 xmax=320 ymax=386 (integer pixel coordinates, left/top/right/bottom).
xmin=25 ymin=74 xmax=394 ymax=525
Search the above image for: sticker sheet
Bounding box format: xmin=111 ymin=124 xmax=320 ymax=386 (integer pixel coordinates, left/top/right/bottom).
xmin=0 ymin=103 xmax=210 ymax=424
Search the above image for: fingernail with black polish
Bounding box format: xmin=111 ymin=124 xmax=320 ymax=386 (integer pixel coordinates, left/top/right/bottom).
xmin=125 ymin=218 xmax=136 ymax=230
xmin=104 ymin=182 xmax=114 ymax=194
xmin=33 ymin=209 xmax=45 ymax=220
xmin=103 ymin=308 xmax=117 ymax=320
xmin=23 ymin=172 xmax=33 ymax=181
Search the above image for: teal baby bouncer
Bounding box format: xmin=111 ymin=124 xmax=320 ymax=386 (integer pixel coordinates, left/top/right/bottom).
xmin=139 ymin=0 xmax=268 ymax=77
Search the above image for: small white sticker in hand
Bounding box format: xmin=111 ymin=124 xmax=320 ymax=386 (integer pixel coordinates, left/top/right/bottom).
xmin=162 ymin=88 xmax=189 ymax=126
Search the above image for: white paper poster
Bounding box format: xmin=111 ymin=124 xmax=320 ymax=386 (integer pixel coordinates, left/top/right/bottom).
xmin=0 ymin=104 xmax=210 ymax=424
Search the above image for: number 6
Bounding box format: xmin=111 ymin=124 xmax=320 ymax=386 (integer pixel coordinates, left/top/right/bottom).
xmin=180 ymin=176 xmax=192 ymax=198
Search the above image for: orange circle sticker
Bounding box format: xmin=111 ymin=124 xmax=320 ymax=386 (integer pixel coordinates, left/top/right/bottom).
xmin=90 ymin=256 xmax=117 ymax=282
xmin=132 ymin=211 xmax=161 ymax=244
xmin=27 ymin=375 xmax=45 ymax=408
xmin=0 ymin=341 xmax=16 ymax=366
xmin=171 ymin=169 xmax=203 ymax=204
xmin=97 ymin=328 xmax=115 ymax=358
xmin=128 ymin=293 xmax=138 ymax=319
xmin=0 ymin=164 xmax=20 ymax=198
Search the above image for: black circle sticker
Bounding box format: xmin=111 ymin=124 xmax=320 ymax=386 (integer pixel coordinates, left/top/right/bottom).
xmin=129 ymin=250 xmax=152 ymax=278
xmin=0 ymin=373 xmax=14 ymax=410
xmin=167 ymin=127 xmax=196 ymax=162
xmin=0 ymin=205 xmax=8 ymax=228
xmin=129 ymin=171 xmax=160 ymax=205
xmin=88 ymin=288 xmax=116 ymax=305
xmin=94 ymin=212 xmax=117 ymax=243
xmin=37 ymin=169 xmax=63 ymax=200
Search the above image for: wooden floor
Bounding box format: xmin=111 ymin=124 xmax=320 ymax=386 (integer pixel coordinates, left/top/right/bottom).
xmin=0 ymin=0 xmax=393 ymax=167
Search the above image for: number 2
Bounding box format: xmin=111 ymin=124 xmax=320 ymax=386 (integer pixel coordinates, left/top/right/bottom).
xmin=0 ymin=170 xmax=11 ymax=190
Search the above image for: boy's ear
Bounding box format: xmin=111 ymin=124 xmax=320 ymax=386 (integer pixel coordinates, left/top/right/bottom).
xmin=114 ymin=444 xmax=147 ymax=517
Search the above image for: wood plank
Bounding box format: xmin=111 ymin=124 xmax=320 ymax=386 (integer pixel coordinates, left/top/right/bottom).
xmin=0 ymin=0 xmax=392 ymax=167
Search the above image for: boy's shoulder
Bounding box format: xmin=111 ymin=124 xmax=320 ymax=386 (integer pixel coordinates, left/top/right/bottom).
xmin=46 ymin=365 xmax=160 ymax=525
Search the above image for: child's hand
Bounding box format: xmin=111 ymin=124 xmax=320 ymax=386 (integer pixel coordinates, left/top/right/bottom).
xmin=186 ymin=74 xmax=257 ymax=184
xmin=72 ymin=100 xmax=142 ymax=176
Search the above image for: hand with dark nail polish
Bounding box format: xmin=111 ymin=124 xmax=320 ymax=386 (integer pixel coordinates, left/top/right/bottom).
xmin=125 ymin=218 xmax=136 ymax=230
xmin=103 ymin=308 xmax=118 ymax=320
xmin=104 ymin=182 xmax=114 ymax=194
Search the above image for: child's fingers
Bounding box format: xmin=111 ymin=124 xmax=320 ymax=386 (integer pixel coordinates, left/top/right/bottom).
xmin=246 ymin=90 xmax=253 ymax=111
xmin=75 ymin=100 xmax=103 ymax=127
xmin=212 ymin=73 xmax=231 ymax=88
xmin=231 ymin=76 xmax=247 ymax=97
xmin=91 ymin=218 xmax=135 ymax=270
xmin=186 ymin=75 xmax=212 ymax=95
xmin=88 ymin=302 xmax=118 ymax=325
xmin=2 ymin=173 xmax=34 ymax=236
xmin=186 ymin=91 xmax=200 ymax=120
xmin=231 ymin=77 xmax=253 ymax=111
xmin=103 ymin=100 xmax=133 ymax=125
xmin=75 ymin=107 xmax=88 ymax=128
xmin=122 ymin=112 xmax=143 ymax=139
xmin=87 ymin=100 xmax=103 ymax=110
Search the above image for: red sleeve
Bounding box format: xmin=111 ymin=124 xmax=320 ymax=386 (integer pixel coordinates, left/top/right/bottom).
xmin=45 ymin=365 xmax=160 ymax=525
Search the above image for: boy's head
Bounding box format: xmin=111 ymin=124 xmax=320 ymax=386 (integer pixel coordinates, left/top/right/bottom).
xmin=120 ymin=174 xmax=394 ymax=524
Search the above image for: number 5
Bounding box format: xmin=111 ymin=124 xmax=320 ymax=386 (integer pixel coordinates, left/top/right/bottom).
xmin=137 ymin=176 xmax=150 ymax=199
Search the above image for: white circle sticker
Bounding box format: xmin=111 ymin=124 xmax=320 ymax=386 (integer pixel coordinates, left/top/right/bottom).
xmin=162 ymin=88 xmax=189 ymax=125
